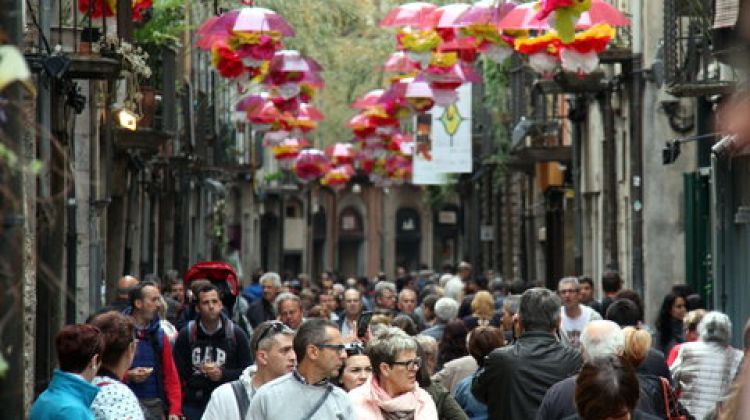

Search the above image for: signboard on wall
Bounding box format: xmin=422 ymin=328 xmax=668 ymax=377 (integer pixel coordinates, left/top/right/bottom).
xmin=431 ymin=83 xmax=472 ymax=173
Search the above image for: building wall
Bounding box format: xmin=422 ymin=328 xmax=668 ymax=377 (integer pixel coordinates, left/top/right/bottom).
xmin=639 ymin=0 xmax=697 ymax=325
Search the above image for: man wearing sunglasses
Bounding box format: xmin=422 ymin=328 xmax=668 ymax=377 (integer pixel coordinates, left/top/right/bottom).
xmin=248 ymin=319 xmax=354 ymax=419
xmin=202 ymin=320 xmax=296 ymax=419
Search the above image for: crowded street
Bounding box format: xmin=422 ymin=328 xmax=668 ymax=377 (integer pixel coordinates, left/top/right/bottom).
xmin=3 ymin=0 xmax=750 ymax=419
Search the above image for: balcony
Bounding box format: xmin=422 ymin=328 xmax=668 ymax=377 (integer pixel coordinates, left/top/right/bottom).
xmin=663 ymin=0 xmax=735 ymax=97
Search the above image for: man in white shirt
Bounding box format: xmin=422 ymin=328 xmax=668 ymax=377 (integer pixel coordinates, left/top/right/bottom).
xmin=201 ymin=320 xmax=296 ymax=420
xmin=558 ymin=277 xmax=602 ymax=348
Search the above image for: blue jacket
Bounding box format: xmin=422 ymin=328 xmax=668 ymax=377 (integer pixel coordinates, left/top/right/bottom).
xmin=30 ymin=369 xmax=99 ymax=420
xmin=122 ymin=307 xmax=166 ymax=400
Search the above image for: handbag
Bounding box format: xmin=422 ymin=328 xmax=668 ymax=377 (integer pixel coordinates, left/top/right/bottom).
xmin=660 ymin=377 xmax=694 ymax=420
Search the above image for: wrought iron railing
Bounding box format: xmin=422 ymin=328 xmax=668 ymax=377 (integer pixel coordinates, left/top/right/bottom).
xmin=663 ymin=0 xmax=735 ymax=97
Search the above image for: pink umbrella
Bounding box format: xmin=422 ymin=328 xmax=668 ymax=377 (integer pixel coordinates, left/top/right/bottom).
xmin=498 ymin=0 xmax=629 ymax=30
xmin=352 ymin=89 xmax=385 ymax=109
xmin=269 ymin=50 xmax=323 ymax=73
xmin=296 ymin=103 xmax=325 ymax=121
xmin=380 ymin=2 xmax=438 ymax=28
xmin=294 ymin=149 xmax=331 ymax=182
xmin=422 ymin=3 xmax=472 ymax=29
xmin=384 ymin=52 xmax=422 ymax=73
xmin=235 ymin=93 xmax=268 ymax=112
xmin=325 ymin=143 xmax=356 ymax=165
xmin=233 ymin=7 xmax=295 ymax=36
xmin=457 ymin=0 xmax=517 ymax=26
xmin=196 ymin=12 xmax=239 ymax=50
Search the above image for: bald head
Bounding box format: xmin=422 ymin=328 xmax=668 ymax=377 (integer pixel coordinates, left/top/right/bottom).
xmin=580 ymin=320 xmax=624 ymax=362
xmin=117 ymin=276 xmax=140 ymax=300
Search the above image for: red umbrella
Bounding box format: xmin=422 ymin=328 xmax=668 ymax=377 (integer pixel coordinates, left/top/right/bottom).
xmin=498 ymin=0 xmax=629 ymax=30
xmin=380 ymin=2 xmax=438 ymax=28
xmin=423 ymin=3 xmax=472 ymax=29
xmin=233 ymin=7 xmax=295 ymax=36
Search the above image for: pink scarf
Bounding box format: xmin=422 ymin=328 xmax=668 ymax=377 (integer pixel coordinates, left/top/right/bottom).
xmin=368 ymin=377 xmax=420 ymax=419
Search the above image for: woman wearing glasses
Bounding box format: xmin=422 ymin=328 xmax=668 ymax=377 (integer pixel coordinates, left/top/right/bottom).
xmin=349 ymin=327 xmax=438 ymax=419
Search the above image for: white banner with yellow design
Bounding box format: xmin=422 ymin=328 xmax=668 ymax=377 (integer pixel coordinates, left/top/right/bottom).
xmin=431 ymin=83 xmax=472 ymax=173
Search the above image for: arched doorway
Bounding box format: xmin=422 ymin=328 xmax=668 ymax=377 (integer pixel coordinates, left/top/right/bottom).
xmin=338 ymin=207 xmax=364 ymax=278
xmin=434 ymin=205 xmax=460 ymax=268
xmin=396 ymin=208 xmax=421 ymax=272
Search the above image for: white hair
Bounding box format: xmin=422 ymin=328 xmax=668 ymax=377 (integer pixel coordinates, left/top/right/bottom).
xmin=434 ymin=297 xmax=459 ymax=323
xmin=439 ymin=273 xmax=454 ymax=288
xmin=698 ymin=311 xmax=732 ymax=345
xmin=444 ymin=277 xmax=464 ymax=302
xmin=260 ymin=272 xmax=282 ymax=288
xmin=580 ymin=320 xmax=624 ymax=362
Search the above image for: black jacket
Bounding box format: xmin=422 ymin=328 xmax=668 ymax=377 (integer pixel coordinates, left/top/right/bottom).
xmin=172 ymin=315 xmax=251 ymax=405
xmin=472 ymin=331 xmax=582 ymax=420
xmin=246 ymin=298 xmax=275 ymax=328
xmin=535 ymin=373 xmax=666 ymax=420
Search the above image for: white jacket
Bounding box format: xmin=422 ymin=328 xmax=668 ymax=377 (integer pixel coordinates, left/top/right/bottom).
xmin=201 ymin=365 xmax=257 ymax=420
xmin=671 ymin=341 xmax=743 ymax=420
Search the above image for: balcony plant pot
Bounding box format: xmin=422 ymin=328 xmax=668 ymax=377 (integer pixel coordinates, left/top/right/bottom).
xmin=80 ymin=27 xmax=102 ymax=55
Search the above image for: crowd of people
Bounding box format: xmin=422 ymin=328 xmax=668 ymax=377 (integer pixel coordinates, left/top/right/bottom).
xmin=28 ymin=262 xmax=750 ymax=420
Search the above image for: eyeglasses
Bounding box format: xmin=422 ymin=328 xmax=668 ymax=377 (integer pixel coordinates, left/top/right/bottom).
xmin=255 ymin=321 xmax=293 ymax=351
xmin=390 ymin=357 xmax=422 ymax=370
xmin=315 ymin=343 xmax=347 ymax=352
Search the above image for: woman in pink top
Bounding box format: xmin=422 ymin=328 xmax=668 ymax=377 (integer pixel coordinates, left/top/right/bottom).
xmin=349 ymin=327 xmax=438 ymax=419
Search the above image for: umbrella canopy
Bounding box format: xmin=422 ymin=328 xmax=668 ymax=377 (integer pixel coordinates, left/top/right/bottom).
xmin=352 ymin=89 xmax=385 ymax=109
xmin=422 ymin=3 xmax=472 ymax=29
xmin=457 ymin=0 xmax=517 ymax=26
xmin=384 ymin=51 xmax=422 ymax=73
xmin=233 ymin=7 xmax=295 ymax=36
xmin=269 ymin=50 xmax=323 ymax=73
xmin=325 ymin=143 xmax=356 ymax=165
xmin=498 ymin=0 xmax=629 ymax=30
xmin=380 ymin=2 xmax=438 ymax=28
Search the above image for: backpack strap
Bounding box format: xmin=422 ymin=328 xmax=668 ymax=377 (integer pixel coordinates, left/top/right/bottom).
xmin=188 ymin=320 xmax=197 ymax=346
xmin=231 ymin=380 xmax=250 ymax=418
xmin=302 ymin=385 xmax=333 ymax=420
xmin=96 ymin=381 xmax=113 ymax=387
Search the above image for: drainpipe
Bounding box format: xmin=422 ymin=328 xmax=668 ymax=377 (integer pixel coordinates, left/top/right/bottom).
xmin=568 ymin=96 xmax=587 ymax=275
xmin=599 ymin=89 xmax=619 ymax=271
xmin=628 ymin=55 xmax=644 ymax=297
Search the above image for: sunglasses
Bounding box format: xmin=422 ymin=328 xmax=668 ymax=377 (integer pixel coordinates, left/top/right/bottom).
xmin=390 ymin=357 xmax=422 ymax=370
xmin=255 ymin=321 xmax=293 ymax=351
xmin=315 ymin=343 xmax=347 ymax=352
xmin=345 ymin=342 xmax=366 ymax=356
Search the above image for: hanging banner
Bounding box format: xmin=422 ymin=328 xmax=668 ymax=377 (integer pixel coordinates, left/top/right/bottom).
xmin=431 ymin=83 xmax=472 ymax=173
xmin=412 ymin=113 xmax=447 ymax=185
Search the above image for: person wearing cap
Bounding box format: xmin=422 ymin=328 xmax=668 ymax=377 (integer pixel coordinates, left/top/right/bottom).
xmin=202 ymin=320 xmax=296 ymax=420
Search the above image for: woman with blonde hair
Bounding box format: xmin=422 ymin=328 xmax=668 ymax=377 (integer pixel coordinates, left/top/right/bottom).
xmin=462 ymin=291 xmax=501 ymax=330
xmin=622 ymin=326 xmax=666 ymax=417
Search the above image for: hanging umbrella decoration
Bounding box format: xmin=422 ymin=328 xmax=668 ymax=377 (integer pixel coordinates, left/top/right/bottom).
xmin=195 ymin=6 xmax=337 ymax=186
xmin=499 ymin=0 xmax=629 ymax=75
